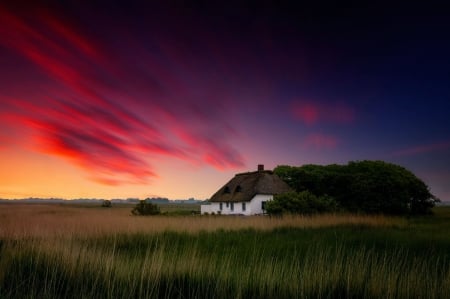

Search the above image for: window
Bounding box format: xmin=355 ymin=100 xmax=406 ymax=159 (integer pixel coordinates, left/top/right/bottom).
xmin=235 ymin=185 xmax=242 ymax=192
xmin=223 ymin=186 xmax=230 ymax=194
xmin=226 ymin=202 xmax=229 ymax=208
xmin=219 ymin=203 xmax=223 ymax=210
xmin=261 ymin=201 xmax=266 ymax=210
xmin=230 ymin=202 xmax=234 ymax=211
xmin=242 ymin=202 xmax=246 ymax=211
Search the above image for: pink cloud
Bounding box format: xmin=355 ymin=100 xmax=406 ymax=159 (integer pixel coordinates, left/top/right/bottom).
xmin=41 ymin=12 xmax=102 ymax=62
xmin=168 ymin=120 xmax=245 ymax=170
xmin=291 ymin=101 xmax=355 ymax=125
xmin=392 ymin=141 xmax=450 ymax=157
xmin=292 ymin=103 xmax=319 ymax=125
xmin=302 ymin=133 xmax=339 ymax=150
xmin=32 ymin=120 xmax=158 ymax=184
xmin=0 ymin=6 xmax=246 ymax=185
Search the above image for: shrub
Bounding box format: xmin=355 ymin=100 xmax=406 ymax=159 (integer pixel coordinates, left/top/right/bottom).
xmin=131 ymin=200 xmax=160 ymax=216
xmin=266 ymin=191 xmax=337 ymax=215
xmin=101 ymin=200 xmax=112 ymax=208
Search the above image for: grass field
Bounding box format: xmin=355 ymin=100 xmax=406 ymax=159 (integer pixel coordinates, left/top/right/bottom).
xmin=0 ymin=203 xmax=449 ymax=298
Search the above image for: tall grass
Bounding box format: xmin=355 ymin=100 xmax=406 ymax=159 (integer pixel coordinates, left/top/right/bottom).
xmin=1 ymin=204 xmax=449 ymax=298
xmin=0 ymin=204 xmax=403 ymax=239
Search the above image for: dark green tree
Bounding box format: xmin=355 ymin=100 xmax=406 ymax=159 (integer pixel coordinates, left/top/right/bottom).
xmin=274 ymin=161 xmax=438 ymax=215
xmin=345 ymin=161 xmax=438 ymax=214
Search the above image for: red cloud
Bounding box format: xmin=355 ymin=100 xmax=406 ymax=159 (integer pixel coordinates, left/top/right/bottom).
xmin=41 ymin=13 xmax=101 ymax=62
xmin=33 ymin=120 xmax=157 ymax=183
xmin=0 ymin=6 xmax=247 ymax=185
xmin=168 ymin=120 xmax=245 ymax=170
xmin=302 ymin=133 xmax=339 ymax=149
xmin=291 ymin=101 xmax=355 ymax=125
xmin=392 ymin=141 xmax=450 ymax=157
xmin=292 ymin=103 xmax=319 ymax=125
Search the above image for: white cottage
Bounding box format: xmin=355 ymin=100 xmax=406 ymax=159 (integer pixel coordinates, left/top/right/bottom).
xmin=201 ymin=165 xmax=292 ymax=215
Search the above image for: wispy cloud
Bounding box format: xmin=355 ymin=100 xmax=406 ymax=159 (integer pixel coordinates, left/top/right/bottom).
xmin=0 ymin=5 xmax=246 ymax=185
xmin=291 ymin=100 xmax=355 ymax=125
xmin=392 ymin=141 xmax=450 ymax=157
xmin=301 ymin=133 xmax=340 ymax=150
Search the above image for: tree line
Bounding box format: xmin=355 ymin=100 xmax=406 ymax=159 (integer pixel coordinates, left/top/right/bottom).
xmin=267 ymin=160 xmax=438 ymax=216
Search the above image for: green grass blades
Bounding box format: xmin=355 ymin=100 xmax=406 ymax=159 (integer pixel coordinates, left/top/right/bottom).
xmin=0 ymin=207 xmax=449 ymax=298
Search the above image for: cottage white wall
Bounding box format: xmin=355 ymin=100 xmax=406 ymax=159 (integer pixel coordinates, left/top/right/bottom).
xmin=200 ymin=203 xmax=226 ymax=214
xmin=218 ymin=202 xmax=233 ymax=215
xmin=248 ymin=194 xmax=273 ymax=215
xmin=200 ymin=204 xmax=212 ymax=214
xmin=200 ymin=202 xmax=248 ymax=215
xmin=200 ymin=194 xmax=274 ymax=215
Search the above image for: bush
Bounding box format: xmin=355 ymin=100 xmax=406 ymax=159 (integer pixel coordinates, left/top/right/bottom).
xmin=274 ymin=161 xmax=438 ymax=215
xmin=132 ymin=200 xmax=160 ymax=216
xmin=266 ymin=191 xmax=338 ymax=215
xmin=101 ymin=200 xmax=112 ymax=208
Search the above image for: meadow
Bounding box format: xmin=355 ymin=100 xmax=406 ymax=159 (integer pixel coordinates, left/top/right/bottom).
xmin=0 ymin=203 xmax=449 ymax=298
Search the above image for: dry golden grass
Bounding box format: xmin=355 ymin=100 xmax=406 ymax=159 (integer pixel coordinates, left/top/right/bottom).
xmin=1 ymin=205 xmax=449 ymax=298
xmin=0 ymin=203 xmax=405 ymax=239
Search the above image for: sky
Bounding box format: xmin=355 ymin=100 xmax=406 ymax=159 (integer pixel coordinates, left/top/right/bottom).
xmin=1 ymin=1 xmax=449 ymax=200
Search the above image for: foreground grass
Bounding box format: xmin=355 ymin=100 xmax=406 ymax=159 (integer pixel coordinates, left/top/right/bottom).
xmin=0 ymin=204 xmax=449 ymax=298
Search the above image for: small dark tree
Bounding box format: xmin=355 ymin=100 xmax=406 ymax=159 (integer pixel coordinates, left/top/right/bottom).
xmin=132 ymin=200 xmax=161 ymax=216
xmin=101 ymin=200 xmax=112 ymax=208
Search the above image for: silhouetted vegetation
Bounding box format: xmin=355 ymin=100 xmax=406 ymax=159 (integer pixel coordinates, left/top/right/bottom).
xmin=101 ymin=200 xmax=112 ymax=208
xmin=275 ymin=161 xmax=438 ymax=215
xmin=266 ymin=191 xmax=338 ymax=215
xmin=144 ymin=197 xmax=170 ymax=204
xmin=132 ymin=200 xmax=160 ymax=215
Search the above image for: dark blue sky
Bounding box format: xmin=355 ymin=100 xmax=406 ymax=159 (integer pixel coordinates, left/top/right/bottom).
xmin=1 ymin=1 xmax=449 ymax=200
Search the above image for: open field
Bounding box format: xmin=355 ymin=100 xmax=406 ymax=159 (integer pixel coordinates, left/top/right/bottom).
xmin=1 ymin=204 xmax=449 ymax=298
xmin=0 ymin=203 xmax=402 ymax=238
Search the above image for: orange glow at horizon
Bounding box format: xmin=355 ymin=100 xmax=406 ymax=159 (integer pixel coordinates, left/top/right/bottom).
xmin=0 ymin=145 xmax=238 ymax=200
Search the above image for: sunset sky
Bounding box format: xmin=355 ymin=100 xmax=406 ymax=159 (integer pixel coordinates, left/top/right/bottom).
xmin=1 ymin=1 xmax=449 ymax=200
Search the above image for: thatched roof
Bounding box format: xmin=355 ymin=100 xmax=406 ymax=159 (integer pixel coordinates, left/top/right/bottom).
xmin=209 ymin=170 xmax=292 ymax=203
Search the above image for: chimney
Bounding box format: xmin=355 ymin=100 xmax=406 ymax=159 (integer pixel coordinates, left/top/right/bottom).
xmin=257 ymin=164 xmax=264 ymax=172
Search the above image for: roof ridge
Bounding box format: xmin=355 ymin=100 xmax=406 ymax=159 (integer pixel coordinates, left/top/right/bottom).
xmin=235 ymin=170 xmax=273 ymax=176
